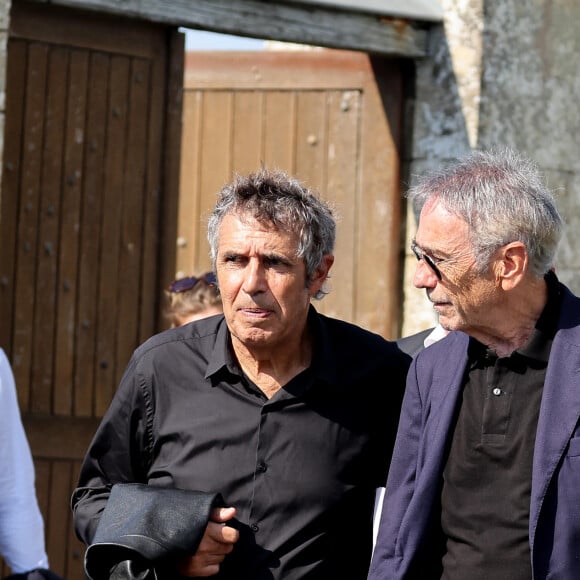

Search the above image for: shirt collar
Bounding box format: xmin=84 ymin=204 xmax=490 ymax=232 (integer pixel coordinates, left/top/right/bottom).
xmin=517 ymin=270 xmax=561 ymax=362
xmin=204 ymin=316 xmax=235 ymax=380
xmin=304 ymin=305 xmax=339 ymax=386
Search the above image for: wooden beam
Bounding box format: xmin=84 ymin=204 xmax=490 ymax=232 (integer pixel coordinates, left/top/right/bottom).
xmin=23 ymin=414 xmax=101 ymax=460
xmin=22 ymin=0 xmax=429 ymax=57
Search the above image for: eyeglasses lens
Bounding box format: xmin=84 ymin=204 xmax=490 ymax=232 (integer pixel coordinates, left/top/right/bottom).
xmin=411 ymin=244 xmax=442 ymax=280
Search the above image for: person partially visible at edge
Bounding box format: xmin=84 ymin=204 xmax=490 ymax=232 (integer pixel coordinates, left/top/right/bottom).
xmin=395 ymin=323 xmax=448 ymax=359
xmin=72 ymin=167 xmax=410 ymax=579
xmin=369 ymin=147 xmax=579 ymax=580
xmin=0 ymin=349 xmax=61 ymax=580
xmin=164 ymin=271 xmax=223 ymax=327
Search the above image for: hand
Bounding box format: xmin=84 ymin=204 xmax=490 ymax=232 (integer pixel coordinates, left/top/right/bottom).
xmin=176 ymin=506 xmax=239 ymax=577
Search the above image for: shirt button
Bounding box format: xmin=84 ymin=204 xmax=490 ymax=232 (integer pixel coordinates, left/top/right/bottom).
xmin=250 ymin=523 xmax=259 ymax=533
xmin=257 ymin=462 xmax=267 ymax=473
xmin=492 ymin=387 xmax=502 ymax=396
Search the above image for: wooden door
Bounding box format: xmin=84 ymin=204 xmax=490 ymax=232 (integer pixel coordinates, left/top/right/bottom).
xmin=178 ymin=50 xmax=404 ymax=337
xmin=0 ymin=2 xmax=183 ymax=577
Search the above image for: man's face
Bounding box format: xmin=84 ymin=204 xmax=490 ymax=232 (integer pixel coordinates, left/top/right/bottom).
xmin=215 ymin=213 xmax=330 ymax=353
xmin=413 ymin=198 xmax=500 ymax=333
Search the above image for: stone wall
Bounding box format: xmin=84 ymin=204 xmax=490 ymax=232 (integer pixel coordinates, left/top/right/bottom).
xmin=401 ymin=0 xmax=482 ymax=335
xmin=479 ymin=0 xmax=580 ymax=290
xmin=401 ymin=0 xmax=580 ymax=336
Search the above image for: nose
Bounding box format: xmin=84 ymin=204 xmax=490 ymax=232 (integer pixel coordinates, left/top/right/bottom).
xmin=242 ymin=259 xmax=267 ymax=295
xmin=413 ymin=259 xmax=438 ymax=289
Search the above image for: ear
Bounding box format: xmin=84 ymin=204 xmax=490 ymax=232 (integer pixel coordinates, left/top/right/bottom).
xmin=496 ymin=242 xmax=527 ymax=290
xmin=308 ymin=254 xmax=335 ymax=297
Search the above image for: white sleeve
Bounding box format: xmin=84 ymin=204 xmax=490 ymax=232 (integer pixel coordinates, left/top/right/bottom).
xmin=0 ymin=349 xmax=49 ymax=573
xmin=372 ymin=486 xmax=386 ymax=551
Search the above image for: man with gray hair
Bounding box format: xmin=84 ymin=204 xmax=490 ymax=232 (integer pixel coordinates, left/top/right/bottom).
xmin=72 ymin=168 xmax=409 ymax=580
xmin=369 ymin=148 xmax=579 ymax=579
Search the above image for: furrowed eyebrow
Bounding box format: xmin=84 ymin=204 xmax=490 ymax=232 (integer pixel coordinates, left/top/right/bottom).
xmin=264 ymin=253 xmax=294 ymax=265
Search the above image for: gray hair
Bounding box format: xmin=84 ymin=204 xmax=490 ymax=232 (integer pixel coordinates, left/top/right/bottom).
xmin=407 ymin=148 xmax=563 ymax=277
xmin=207 ymin=168 xmax=336 ymax=299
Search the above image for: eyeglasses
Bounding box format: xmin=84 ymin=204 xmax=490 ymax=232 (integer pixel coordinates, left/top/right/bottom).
xmin=411 ymin=242 xmax=443 ymax=281
xmin=167 ymin=272 xmax=217 ymax=293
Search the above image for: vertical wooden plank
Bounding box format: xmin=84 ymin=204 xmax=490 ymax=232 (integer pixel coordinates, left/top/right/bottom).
xmin=294 ymin=91 xmax=327 ymax=193
xmin=115 ymin=57 xmax=150 ymax=380
xmin=31 ymin=46 xmax=68 ymax=415
xmin=33 ymin=459 xmax=53 ymax=571
xmin=150 ymin=28 xmax=183 ymax=337
xmin=0 ymin=40 xmax=27 ymax=354
xmin=67 ymin=461 xmax=86 ymax=579
xmin=12 ymin=43 xmax=49 ymax=411
xmin=262 ymin=91 xmax=296 ymax=172
xmin=53 ymin=49 xmax=89 ymax=415
xmin=177 ymin=90 xmax=203 ymax=279
xmin=317 ymin=89 xmax=360 ymax=323
xmin=139 ymin=53 xmax=162 ymax=342
xmin=94 ymin=55 xmax=130 ymax=416
xmin=232 ymin=91 xmax=263 ymax=174
xmin=357 ymin=57 xmax=403 ymax=338
xmin=34 ymin=457 xmax=51 ymax=522
xmin=74 ymin=52 xmax=108 ymax=418
xmin=195 ymin=91 xmax=233 ymax=272
xmin=46 ymin=461 xmax=72 ymax=576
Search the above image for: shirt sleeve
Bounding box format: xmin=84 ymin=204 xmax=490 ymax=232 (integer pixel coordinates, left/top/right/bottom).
xmin=71 ymin=354 xmax=154 ymax=544
xmin=0 ymin=349 xmax=49 ymax=573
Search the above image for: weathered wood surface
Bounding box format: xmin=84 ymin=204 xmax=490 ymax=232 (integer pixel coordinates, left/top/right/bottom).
xmin=2 ymin=3 xmax=183 ymax=577
xmin=23 ymin=0 xmax=429 ymax=57
xmin=179 ymin=50 xmax=404 ymax=337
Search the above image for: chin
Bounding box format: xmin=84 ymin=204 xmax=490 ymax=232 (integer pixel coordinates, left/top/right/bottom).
xmin=238 ymin=328 xmax=274 ymax=346
xmin=439 ymin=316 xmax=461 ymax=333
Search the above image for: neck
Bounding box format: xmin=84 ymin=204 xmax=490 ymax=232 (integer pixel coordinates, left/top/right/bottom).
xmin=232 ymin=331 xmax=313 ymax=399
xmin=470 ymin=276 xmax=548 ymax=357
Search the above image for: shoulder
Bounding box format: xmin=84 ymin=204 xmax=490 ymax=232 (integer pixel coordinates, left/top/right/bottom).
xmin=396 ymin=328 xmax=434 ymax=358
xmin=411 ymin=331 xmax=469 ymax=384
xmin=135 ymin=314 xmax=223 ymax=358
xmin=130 ymin=314 xmax=224 ymax=369
xmin=559 ymin=283 xmax=580 ymax=320
xmin=318 ymin=312 xmax=399 ymax=354
xmin=315 ymin=312 xmax=410 ymax=376
xmin=553 ymin=283 xmax=580 ymax=344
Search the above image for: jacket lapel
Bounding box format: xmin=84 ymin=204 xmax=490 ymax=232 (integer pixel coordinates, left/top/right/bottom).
xmin=416 ymin=333 xmax=470 ymax=497
xmin=530 ymin=288 xmax=580 ymax=550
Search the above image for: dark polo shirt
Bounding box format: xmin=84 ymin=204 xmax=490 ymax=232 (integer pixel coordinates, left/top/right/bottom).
xmin=440 ymin=272 xmax=562 ymax=580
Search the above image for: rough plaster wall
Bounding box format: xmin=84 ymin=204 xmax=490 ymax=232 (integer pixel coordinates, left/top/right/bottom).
xmin=401 ymin=0 xmax=580 ymax=336
xmin=401 ymin=0 xmax=483 ymax=336
xmin=478 ymin=0 xmax=580 ymax=292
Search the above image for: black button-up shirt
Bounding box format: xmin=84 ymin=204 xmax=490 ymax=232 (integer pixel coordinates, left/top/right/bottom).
xmin=441 ymin=272 xmax=561 ymax=580
xmin=73 ymin=307 xmax=409 ymax=579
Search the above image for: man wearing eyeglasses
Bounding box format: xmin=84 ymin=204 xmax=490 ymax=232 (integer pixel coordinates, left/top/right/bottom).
xmin=72 ymin=168 xmax=409 ymax=580
xmin=369 ymin=148 xmax=580 ymax=580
